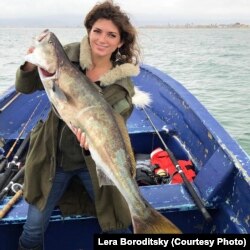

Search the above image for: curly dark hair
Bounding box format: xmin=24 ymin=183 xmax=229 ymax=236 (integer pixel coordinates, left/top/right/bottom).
xmin=84 ymin=0 xmax=140 ymax=65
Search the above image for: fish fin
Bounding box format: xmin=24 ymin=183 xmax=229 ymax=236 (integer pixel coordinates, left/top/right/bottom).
xmin=132 ymin=206 xmax=182 ymax=234
xmin=113 ymin=112 xmax=136 ymax=178
xmin=52 ymin=81 xmax=68 ymax=103
xmin=96 ymin=164 xmax=114 ymax=186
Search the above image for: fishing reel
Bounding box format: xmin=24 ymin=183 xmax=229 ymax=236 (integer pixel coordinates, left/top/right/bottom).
xmin=138 ymin=164 xmax=170 ymax=185
xmin=11 ymin=182 xmax=23 ymax=194
xmin=149 ymin=164 xmax=171 ymax=184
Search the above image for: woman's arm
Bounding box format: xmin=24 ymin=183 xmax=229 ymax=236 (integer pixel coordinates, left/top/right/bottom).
xmin=15 ymin=62 xmax=44 ymax=94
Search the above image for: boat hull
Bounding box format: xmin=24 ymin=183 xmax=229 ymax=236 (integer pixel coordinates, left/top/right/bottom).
xmin=0 ymin=64 xmax=249 ymax=249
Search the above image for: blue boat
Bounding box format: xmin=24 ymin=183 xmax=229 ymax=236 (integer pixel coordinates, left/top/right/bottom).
xmin=0 ymin=64 xmax=249 ymax=249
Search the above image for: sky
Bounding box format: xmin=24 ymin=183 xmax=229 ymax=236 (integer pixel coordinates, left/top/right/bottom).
xmin=0 ymin=0 xmax=250 ymax=27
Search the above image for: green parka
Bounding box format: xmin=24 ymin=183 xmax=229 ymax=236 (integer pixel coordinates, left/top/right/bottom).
xmin=15 ymin=36 xmax=140 ymax=232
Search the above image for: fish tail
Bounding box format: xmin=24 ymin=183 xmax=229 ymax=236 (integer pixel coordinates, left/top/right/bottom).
xmin=132 ymin=207 xmax=182 ymax=234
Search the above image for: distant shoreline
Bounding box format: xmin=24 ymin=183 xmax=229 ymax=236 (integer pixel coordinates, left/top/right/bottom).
xmin=0 ymin=22 xmax=250 ymax=29
xmin=139 ymin=22 xmax=250 ymax=29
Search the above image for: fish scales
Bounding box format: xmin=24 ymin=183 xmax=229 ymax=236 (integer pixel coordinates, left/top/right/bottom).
xmin=25 ymin=29 xmax=181 ymax=234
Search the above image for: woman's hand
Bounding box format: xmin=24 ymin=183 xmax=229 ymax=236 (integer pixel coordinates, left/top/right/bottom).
xmin=22 ymin=62 xmax=37 ymax=72
xmin=72 ymin=127 xmax=89 ymax=150
xmin=22 ymin=47 xmax=37 ymax=72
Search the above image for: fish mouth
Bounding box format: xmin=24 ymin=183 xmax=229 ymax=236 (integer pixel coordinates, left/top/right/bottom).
xmin=36 ymin=29 xmax=57 ymax=78
xmin=39 ymin=67 xmax=56 ymax=78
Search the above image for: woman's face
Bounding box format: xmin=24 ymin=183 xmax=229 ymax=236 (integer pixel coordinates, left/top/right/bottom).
xmin=89 ymin=18 xmax=123 ymax=60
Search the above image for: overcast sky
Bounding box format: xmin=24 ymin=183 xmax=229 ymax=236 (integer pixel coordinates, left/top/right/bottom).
xmin=0 ymin=0 xmax=250 ymax=27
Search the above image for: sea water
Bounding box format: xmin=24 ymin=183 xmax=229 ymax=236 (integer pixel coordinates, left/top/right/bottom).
xmin=0 ymin=27 xmax=249 ymax=155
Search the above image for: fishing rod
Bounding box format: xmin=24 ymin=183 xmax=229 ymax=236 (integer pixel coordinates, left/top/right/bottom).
xmin=0 ymin=157 xmax=7 ymax=173
xmin=0 ymin=132 xmax=30 ymax=191
xmin=5 ymin=98 xmax=42 ymax=159
xmin=0 ymin=166 xmax=24 ymax=202
xmin=0 ymin=92 xmax=21 ymax=113
xmin=0 ymin=188 xmax=23 ymax=218
xmin=0 ymin=93 xmax=23 ymax=172
xmin=0 ymin=98 xmax=42 ymax=191
xmin=0 ymin=98 xmax=49 ymax=217
xmin=142 ymin=107 xmax=212 ymax=222
xmin=0 ymin=176 xmax=23 ymax=219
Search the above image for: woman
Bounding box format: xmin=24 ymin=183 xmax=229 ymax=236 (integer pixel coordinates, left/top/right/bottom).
xmin=16 ymin=1 xmax=140 ymax=249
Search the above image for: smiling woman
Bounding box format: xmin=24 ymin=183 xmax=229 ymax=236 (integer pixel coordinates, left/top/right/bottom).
xmin=12 ymin=1 xmax=181 ymax=250
xmin=86 ymin=19 xmax=124 ymax=82
xmin=0 ymin=1 xmax=250 ymax=249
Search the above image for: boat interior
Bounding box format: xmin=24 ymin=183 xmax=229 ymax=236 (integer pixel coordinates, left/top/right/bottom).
xmin=0 ymin=65 xmax=249 ymax=242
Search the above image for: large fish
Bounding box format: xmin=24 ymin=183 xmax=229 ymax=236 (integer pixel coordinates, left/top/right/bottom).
xmin=25 ymin=29 xmax=181 ymax=234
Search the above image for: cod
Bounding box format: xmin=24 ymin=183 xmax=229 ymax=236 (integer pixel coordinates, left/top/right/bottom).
xmin=25 ymin=29 xmax=181 ymax=234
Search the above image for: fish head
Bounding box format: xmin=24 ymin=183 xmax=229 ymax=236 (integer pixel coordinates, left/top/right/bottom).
xmin=25 ymin=29 xmax=59 ymax=80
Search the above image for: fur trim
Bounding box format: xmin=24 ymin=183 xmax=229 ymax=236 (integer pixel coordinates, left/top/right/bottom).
xmin=100 ymin=63 xmax=140 ymax=86
xmin=132 ymin=86 xmax=152 ymax=108
xmin=79 ymin=36 xmax=140 ymax=86
xmin=79 ymin=36 xmax=93 ymax=70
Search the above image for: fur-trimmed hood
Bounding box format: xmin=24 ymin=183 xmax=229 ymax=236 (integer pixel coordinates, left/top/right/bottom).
xmin=63 ymin=36 xmax=151 ymax=108
xmin=79 ymin=36 xmax=140 ymax=86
